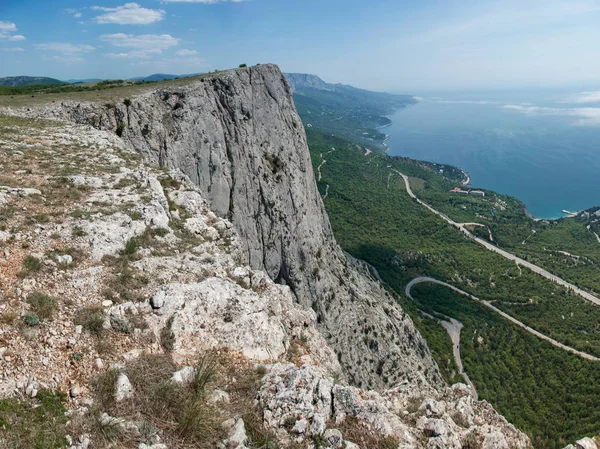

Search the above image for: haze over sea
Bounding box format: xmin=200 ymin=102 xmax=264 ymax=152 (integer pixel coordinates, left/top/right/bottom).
xmin=385 ymin=90 xmax=600 ymax=219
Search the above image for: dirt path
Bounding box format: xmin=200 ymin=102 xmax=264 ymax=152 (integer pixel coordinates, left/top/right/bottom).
xmin=406 ymin=277 xmax=600 ymax=361
xmin=392 ymin=169 xmax=600 ymax=306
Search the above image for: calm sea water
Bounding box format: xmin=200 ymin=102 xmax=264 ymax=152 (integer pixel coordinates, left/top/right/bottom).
xmin=385 ymin=90 xmax=600 ymax=218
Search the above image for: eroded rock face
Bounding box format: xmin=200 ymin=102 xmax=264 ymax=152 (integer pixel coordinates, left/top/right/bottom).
xmin=257 ymin=363 xmax=531 ymax=449
xmin=0 ymin=116 xmax=532 ymax=448
xmin=24 ymin=64 xmax=442 ymax=391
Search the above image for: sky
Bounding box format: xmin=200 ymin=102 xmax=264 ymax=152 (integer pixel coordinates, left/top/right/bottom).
xmin=2 ymin=0 xmax=600 ymax=92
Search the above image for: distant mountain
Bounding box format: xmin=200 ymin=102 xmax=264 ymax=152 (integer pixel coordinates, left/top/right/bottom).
xmin=284 ymin=73 xmax=417 ymax=148
xmin=66 ymin=78 xmax=104 ymax=84
xmin=0 ymin=76 xmax=65 ymax=87
xmin=285 ymin=73 xmax=332 ymax=91
xmin=129 ymin=73 xmax=200 ymax=82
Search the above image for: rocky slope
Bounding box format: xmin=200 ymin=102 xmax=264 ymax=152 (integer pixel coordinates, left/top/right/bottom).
xmin=11 ymin=64 xmax=440 ymax=392
xmin=0 ymin=114 xmax=531 ymax=448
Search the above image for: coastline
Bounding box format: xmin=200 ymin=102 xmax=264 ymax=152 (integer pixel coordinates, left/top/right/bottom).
xmin=459 ymin=168 xmax=470 ymax=186
xmin=383 ymin=102 xmax=595 ymax=222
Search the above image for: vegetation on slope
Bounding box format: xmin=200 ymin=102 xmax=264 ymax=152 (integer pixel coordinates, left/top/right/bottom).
xmin=305 ymin=127 xmax=600 ymax=448
xmin=0 ymin=76 xmax=65 ymax=87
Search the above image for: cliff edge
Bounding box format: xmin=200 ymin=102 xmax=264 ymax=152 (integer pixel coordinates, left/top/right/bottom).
xmin=19 ymin=64 xmax=441 ymax=392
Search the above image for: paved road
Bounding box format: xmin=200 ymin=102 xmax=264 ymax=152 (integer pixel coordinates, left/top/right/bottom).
xmin=392 ymin=169 xmax=600 ymax=306
xmin=418 ymin=309 xmax=478 ymax=398
xmin=406 ymin=277 xmax=600 ymax=362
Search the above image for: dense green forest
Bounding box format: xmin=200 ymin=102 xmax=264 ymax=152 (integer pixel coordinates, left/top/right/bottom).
xmin=304 ymin=127 xmax=600 ymax=448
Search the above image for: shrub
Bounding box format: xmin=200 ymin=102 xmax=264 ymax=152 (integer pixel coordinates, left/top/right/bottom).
xmin=239 ymin=63 xmax=248 ymax=68
xmin=123 ymin=236 xmax=140 ymax=255
xmin=116 ymin=121 xmax=125 ymax=137
xmin=74 ymin=306 xmax=106 ymax=336
xmin=160 ymin=316 xmax=175 ymax=352
xmin=23 ymin=312 xmax=40 ymax=327
xmin=123 ymin=98 xmax=131 ymax=107
xmin=22 ymin=255 xmax=41 ymax=272
xmin=27 ymin=292 xmax=57 ymax=320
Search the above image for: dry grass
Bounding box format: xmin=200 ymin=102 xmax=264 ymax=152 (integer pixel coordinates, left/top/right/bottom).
xmin=26 ymin=291 xmax=57 ymax=321
xmin=336 ymin=416 xmax=400 ymax=449
xmin=80 ymin=353 xmax=225 ymax=449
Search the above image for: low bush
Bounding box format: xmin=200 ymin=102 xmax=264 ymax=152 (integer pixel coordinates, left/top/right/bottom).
xmin=74 ymin=306 xmax=106 ymax=336
xmin=0 ymin=390 xmax=68 ymax=449
xmin=27 ymin=291 xmax=57 ymax=321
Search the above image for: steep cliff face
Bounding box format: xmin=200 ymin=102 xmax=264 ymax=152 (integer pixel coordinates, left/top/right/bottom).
xmin=0 ymin=116 xmax=531 ymax=449
xmin=14 ymin=64 xmax=442 ymax=391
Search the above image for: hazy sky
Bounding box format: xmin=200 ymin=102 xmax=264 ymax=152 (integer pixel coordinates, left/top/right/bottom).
xmin=2 ymin=0 xmax=600 ymax=91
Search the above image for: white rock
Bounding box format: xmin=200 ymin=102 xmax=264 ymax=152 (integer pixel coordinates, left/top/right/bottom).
xmin=57 ymin=254 xmax=73 ymax=265
xmin=423 ymin=419 xmax=446 ymax=437
xmin=310 ymin=414 xmax=327 ymax=436
xmin=209 ymin=389 xmax=231 ymax=404
xmin=291 ymin=418 xmax=308 ymax=434
xmin=576 ymin=438 xmax=599 ymax=449
xmin=25 ymin=381 xmax=39 ymax=397
xmin=221 ymin=418 xmax=248 ymax=449
xmin=150 ymin=289 xmax=166 ymax=309
xmin=171 ymin=366 xmax=196 ymax=385
xmin=115 ymin=373 xmax=134 ymax=402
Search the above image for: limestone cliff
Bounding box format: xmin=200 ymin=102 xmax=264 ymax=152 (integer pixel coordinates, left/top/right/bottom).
xmin=0 ymin=115 xmax=531 ymax=449
xmin=24 ymin=64 xmax=442 ymax=391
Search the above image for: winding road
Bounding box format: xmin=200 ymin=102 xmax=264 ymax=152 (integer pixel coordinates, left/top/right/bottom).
xmin=406 ymin=277 xmax=600 ymax=362
xmin=392 ymin=168 xmax=600 ymax=306
xmin=419 ymin=309 xmax=478 ymax=399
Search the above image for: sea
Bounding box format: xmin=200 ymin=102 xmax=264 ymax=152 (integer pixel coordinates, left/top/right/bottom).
xmin=384 ymin=89 xmax=600 ymax=219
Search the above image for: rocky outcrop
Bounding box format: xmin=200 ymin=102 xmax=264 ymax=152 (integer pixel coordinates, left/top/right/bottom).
xmin=257 ymin=363 xmax=531 ymax=449
xmin=17 ymin=64 xmax=442 ymax=391
xmin=0 ymin=113 xmax=532 ymax=448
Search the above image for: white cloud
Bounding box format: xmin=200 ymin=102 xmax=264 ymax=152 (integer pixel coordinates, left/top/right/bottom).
xmin=0 ymin=21 xmax=25 ymax=41
xmin=502 ymin=104 xmax=600 ymax=126
xmin=100 ymin=33 xmax=178 ymax=49
xmin=106 ymin=48 xmax=163 ymax=59
xmin=34 ymin=43 xmax=95 ymax=56
xmin=0 ymin=21 xmax=17 ymax=33
xmin=175 ymin=49 xmax=198 ymax=56
xmin=567 ymin=91 xmax=600 ymax=104
xmin=0 ymin=47 xmax=24 ymax=52
xmin=92 ymin=3 xmax=165 ymax=25
xmin=437 ymin=99 xmax=499 ymax=105
xmin=100 ymin=33 xmax=179 ymax=59
xmin=64 ymin=8 xmax=82 ymax=18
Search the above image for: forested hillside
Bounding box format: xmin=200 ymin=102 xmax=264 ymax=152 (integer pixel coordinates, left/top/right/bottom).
xmin=305 ymin=127 xmax=600 ymax=448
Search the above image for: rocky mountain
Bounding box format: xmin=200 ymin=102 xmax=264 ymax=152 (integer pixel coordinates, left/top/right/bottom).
xmin=0 ymin=64 xmax=533 ymax=448
xmin=19 ymin=64 xmax=440 ymax=392
xmin=0 ymin=75 xmax=64 ymax=86
xmin=284 ymin=72 xmax=416 ymax=148
xmin=285 ymin=73 xmax=333 ymax=92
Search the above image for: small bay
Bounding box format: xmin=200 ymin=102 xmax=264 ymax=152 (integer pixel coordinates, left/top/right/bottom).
xmin=384 ymin=91 xmax=600 ymax=218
